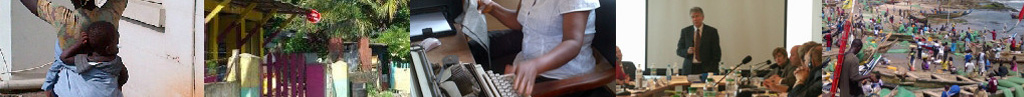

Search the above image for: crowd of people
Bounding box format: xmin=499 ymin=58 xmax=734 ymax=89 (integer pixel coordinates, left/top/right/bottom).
xmin=821 ymin=0 xmax=1024 ymax=96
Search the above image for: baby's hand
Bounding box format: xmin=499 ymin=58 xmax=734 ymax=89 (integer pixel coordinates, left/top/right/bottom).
xmin=78 ymin=30 xmax=90 ymax=45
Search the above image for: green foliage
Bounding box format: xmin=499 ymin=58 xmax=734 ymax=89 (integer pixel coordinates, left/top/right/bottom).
xmin=366 ymin=83 xmax=397 ymax=97
xmin=295 ymin=0 xmax=409 ymax=36
xmin=373 ymin=25 xmax=411 ymax=62
xmin=280 ymin=32 xmax=328 ymax=56
xmin=275 ymin=0 xmax=410 ymax=62
xmin=262 ymin=17 xmax=288 ymax=34
xmin=280 ymin=33 xmax=311 ymax=53
xmin=206 ymin=60 xmax=219 ymax=76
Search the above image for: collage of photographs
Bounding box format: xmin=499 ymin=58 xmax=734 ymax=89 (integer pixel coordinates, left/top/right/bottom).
xmin=0 ymin=0 xmax=1022 ymax=97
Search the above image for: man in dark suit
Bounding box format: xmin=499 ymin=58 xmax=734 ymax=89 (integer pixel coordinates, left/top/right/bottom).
xmin=676 ymin=7 xmax=722 ymax=75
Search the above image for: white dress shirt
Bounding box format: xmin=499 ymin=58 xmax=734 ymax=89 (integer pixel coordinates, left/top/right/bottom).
xmin=513 ymin=0 xmax=601 ymax=79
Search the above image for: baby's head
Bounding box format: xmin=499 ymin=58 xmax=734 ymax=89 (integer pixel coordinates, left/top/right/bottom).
xmin=71 ymin=0 xmax=98 ymax=10
xmin=85 ymin=21 xmax=119 ymax=56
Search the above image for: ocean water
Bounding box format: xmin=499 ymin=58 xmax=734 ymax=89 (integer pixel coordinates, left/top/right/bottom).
xmin=944 ymin=0 xmax=1024 ymax=38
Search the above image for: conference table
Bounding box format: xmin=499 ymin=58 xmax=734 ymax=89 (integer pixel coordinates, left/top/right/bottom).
xmin=619 ymin=75 xmax=781 ymax=97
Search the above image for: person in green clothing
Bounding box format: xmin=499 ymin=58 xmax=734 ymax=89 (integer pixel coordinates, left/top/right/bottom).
xmin=973 ymin=31 xmax=980 ymax=42
xmin=899 ymin=23 xmax=906 ymax=34
xmin=910 ymin=25 xmax=916 ymax=34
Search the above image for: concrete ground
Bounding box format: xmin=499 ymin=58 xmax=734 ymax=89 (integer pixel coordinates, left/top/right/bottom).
xmin=0 ymin=91 xmax=47 ymax=97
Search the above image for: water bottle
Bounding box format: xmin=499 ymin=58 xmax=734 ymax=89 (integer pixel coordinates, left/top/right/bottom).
xmin=703 ymin=76 xmax=710 ymax=95
xmin=651 ymin=68 xmax=657 ymax=76
xmin=666 ymin=64 xmax=674 ymax=81
xmin=672 ymin=62 xmax=678 ymax=75
xmin=705 ymin=72 xmax=717 ymax=97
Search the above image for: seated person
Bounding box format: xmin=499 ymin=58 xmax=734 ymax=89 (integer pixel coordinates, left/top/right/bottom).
xmin=996 ymin=63 xmax=1009 ymax=77
xmin=48 ymin=21 xmax=129 ymax=97
xmin=763 ymin=46 xmax=801 ymax=93
xmin=614 ymin=47 xmax=631 ymax=85
xmin=789 ymin=43 xmax=824 ymax=97
xmin=766 ymin=47 xmax=792 ymax=75
xmin=477 ymin=0 xmax=612 ymax=96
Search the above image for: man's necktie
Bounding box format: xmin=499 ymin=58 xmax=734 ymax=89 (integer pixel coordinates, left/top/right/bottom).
xmin=694 ymin=28 xmax=702 ymax=62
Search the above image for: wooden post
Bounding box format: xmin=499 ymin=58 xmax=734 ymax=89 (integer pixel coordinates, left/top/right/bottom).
xmin=211 ymin=15 xmax=219 ymax=60
xmin=240 ymin=17 xmax=247 ymax=53
xmin=238 ymin=9 xmax=277 ymax=51
xmin=237 ymin=3 xmax=256 ymax=53
xmin=204 ymin=0 xmax=234 ymax=23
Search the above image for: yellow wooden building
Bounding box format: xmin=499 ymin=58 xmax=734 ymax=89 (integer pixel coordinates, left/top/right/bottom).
xmin=204 ymin=0 xmax=310 ymax=61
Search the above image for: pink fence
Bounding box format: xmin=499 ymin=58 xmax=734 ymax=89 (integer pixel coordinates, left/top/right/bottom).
xmin=262 ymin=53 xmax=325 ymax=97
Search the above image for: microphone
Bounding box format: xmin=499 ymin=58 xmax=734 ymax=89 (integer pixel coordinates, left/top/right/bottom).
xmin=752 ymin=60 xmax=774 ymax=71
xmin=741 ymin=56 xmax=753 ymax=64
xmin=747 ymin=60 xmax=772 ymax=78
xmin=716 ymin=55 xmax=752 ymax=85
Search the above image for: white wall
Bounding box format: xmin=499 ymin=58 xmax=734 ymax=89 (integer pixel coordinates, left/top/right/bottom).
xmin=115 ymin=0 xmax=203 ymax=96
xmin=617 ymin=0 xmax=647 ymax=68
xmin=646 ymin=0 xmax=787 ymax=69
xmin=812 ymin=0 xmax=823 ymax=43
xmin=1 ymin=0 xmax=12 ymax=78
xmin=791 ymin=0 xmax=822 ymax=55
xmin=192 ymin=0 xmax=206 ymax=96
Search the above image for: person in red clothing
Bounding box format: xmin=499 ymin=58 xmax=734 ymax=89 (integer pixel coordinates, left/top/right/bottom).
xmin=614 ymin=47 xmax=630 ymax=85
xmin=825 ymin=32 xmax=833 ymax=51
xmin=991 ymin=30 xmax=997 ymax=41
xmin=988 ymin=76 xmax=999 ymax=93
xmin=1007 ymin=38 xmax=1015 ymax=50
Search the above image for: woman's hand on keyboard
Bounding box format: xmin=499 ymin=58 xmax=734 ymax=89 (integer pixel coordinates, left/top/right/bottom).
xmin=509 ymin=60 xmax=539 ymax=96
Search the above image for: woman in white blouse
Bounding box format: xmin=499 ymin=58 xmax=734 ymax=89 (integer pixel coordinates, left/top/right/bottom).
xmin=477 ymin=0 xmax=604 ymax=95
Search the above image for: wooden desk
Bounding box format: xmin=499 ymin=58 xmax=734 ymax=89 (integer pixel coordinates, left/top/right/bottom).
xmin=631 ymin=83 xmax=690 ymax=97
xmin=627 ymin=75 xmax=726 ymax=97
xmin=411 ymin=33 xmax=477 ymax=64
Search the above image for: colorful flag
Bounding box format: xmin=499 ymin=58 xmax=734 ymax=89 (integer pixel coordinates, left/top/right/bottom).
xmin=1019 ymin=5 xmax=1024 ymax=21
xmin=843 ymin=0 xmax=855 ymax=9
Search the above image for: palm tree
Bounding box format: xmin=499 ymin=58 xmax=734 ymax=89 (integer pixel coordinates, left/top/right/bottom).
xmin=281 ymin=0 xmax=409 ymax=70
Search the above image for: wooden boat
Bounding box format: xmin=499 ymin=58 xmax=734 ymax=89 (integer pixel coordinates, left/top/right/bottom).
xmin=921 ymin=9 xmax=973 ymax=18
xmin=995 ymin=51 xmax=1024 ymax=63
